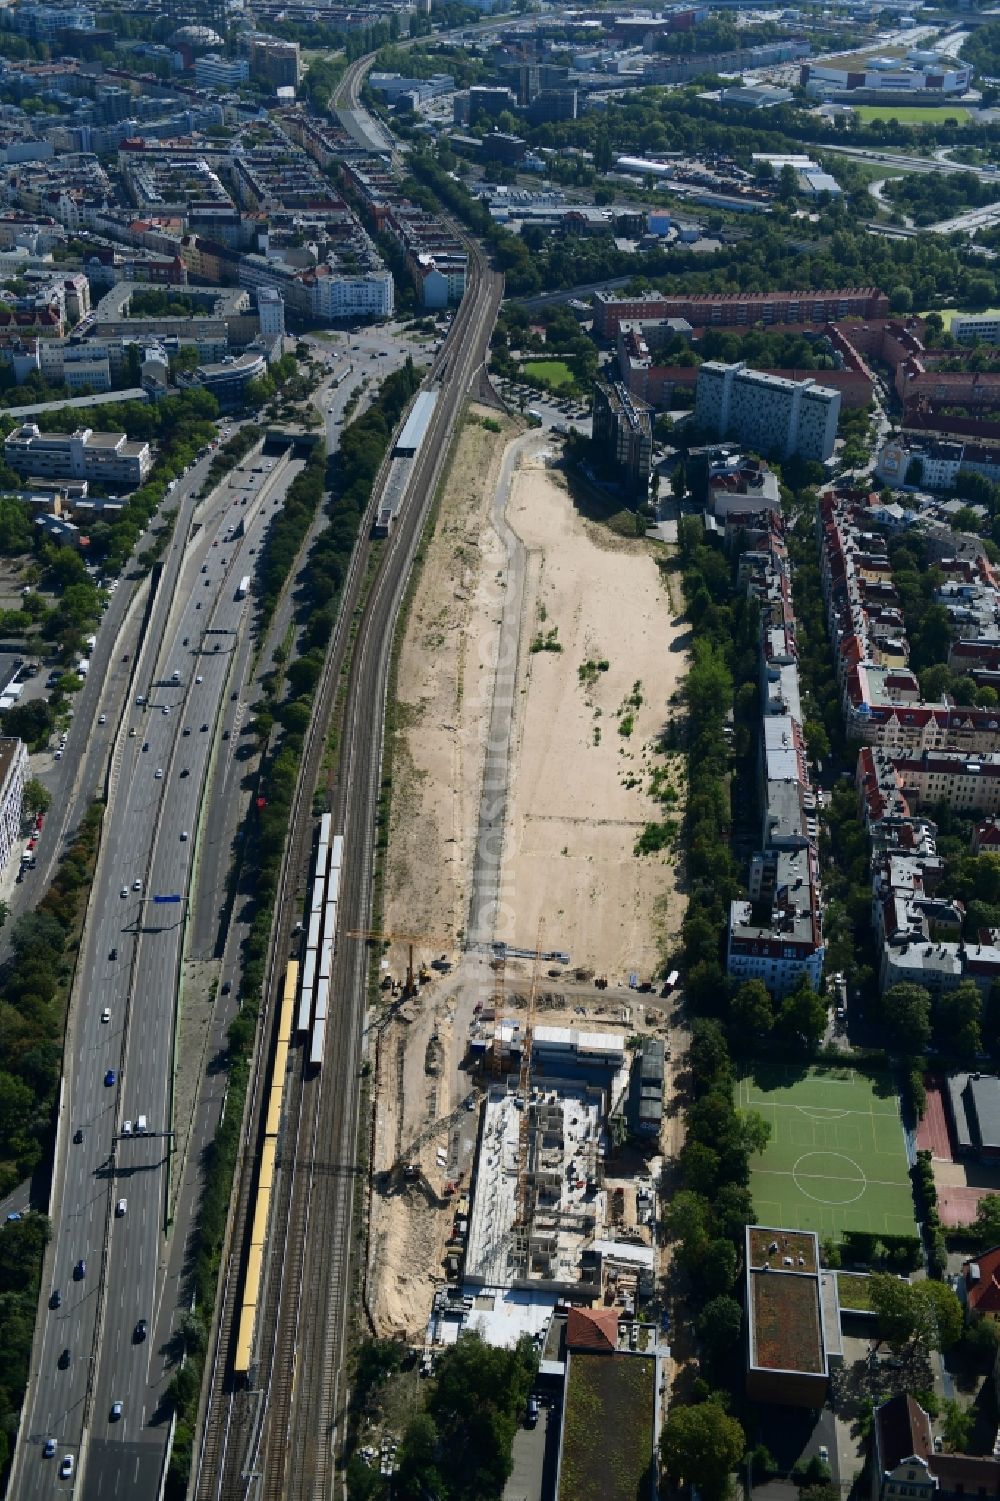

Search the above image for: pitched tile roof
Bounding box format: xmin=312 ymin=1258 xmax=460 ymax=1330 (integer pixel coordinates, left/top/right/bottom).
xmin=876 ymin=1393 xmax=932 ymax=1472
xmin=566 ymin=1306 xmax=619 ymax=1354
xmin=963 ymin=1245 xmax=1000 ymax=1315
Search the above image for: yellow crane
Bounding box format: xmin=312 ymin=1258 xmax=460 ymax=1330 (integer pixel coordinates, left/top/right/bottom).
xmin=346 ymin=928 xmax=454 ymax=998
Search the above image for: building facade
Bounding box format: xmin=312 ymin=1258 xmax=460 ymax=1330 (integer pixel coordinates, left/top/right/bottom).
xmin=696 ymin=361 xmax=841 ymax=462
xmin=5 ymin=423 xmax=152 ymax=487
xmin=592 ymin=378 xmax=652 ymax=496
xmin=0 ymin=737 xmax=27 ymax=873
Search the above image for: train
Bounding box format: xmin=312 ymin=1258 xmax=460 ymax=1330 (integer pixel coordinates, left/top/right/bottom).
xmin=233 ymin=958 xmax=298 ymax=1377
xmin=298 ymin=817 xmax=342 ymax=1075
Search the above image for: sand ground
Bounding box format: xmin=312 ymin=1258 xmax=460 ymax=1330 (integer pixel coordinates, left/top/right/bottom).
xmin=369 ymin=422 xmax=690 ymax=1338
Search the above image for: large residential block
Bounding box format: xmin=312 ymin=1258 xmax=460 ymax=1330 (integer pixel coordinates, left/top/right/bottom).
xmin=593 ymin=287 xmax=888 ymax=338
xmin=591 ymin=378 xmax=652 ymax=496
xmin=695 ymin=361 xmax=841 ymax=463
xmin=5 ymin=422 xmax=152 ymax=488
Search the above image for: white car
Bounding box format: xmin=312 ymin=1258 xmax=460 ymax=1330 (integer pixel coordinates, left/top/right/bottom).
xmin=162 ymin=705 xmax=170 ymax=716
xmin=54 ymin=750 xmax=62 ymax=760
xmin=180 ymin=831 xmax=189 ymax=842
xmin=132 ymin=879 xmax=142 ymax=891
xmin=115 ymin=1199 xmax=126 ymax=1217
xmin=122 ymin=1119 xmax=132 ymax=1135
xmin=60 ymin=1456 xmax=74 ymax=1478
xmin=155 ymin=768 xmax=163 ymax=780
xmin=110 ymin=1400 xmax=122 ymax=1420
xmin=101 ymin=1007 xmax=111 ymax=1024
xmin=120 ymin=887 xmax=128 ymax=898
xmin=195 ymin=675 xmax=204 ymax=684
xmin=98 ymin=714 xmax=106 ymax=725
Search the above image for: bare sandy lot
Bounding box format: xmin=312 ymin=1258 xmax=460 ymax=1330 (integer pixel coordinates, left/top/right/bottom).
xmin=370 ymin=425 xmax=689 ymax=1338
xmin=500 ymin=456 xmax=686 ymax=979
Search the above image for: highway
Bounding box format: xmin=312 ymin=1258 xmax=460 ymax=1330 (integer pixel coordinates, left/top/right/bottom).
xmin=194 ymin=51 xmax=503 ymax=1501
xmin=13 ymin=446 xmax=304 ymax=1499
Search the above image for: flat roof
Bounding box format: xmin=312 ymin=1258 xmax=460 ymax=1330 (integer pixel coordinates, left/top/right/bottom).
xmin=394 ymin=387 xmax=439 ymax=455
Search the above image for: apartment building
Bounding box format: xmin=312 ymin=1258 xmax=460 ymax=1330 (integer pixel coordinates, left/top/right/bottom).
xmin=0 ymin=737 xmax=27 ymax=874
xmin=194 ymin=55 xmax=250 ymax=90
xmin=820 ymin=493 xmax=1000 ymax=753
xmin=591 ymin=377 xmax=652 ymax=496
xmin=726 ymin=513 xmax=825 ymax=996
xmin=593 ymin=287 xmax=888 ymax=339
xmin=5 ymin=423 xmax=152 ymax=488
xmin=951 ymin=314 xmax=1000 ymax=347
xmin=696 ymin=361 xmax=841 ymax=463
xmin=247 ymin=36 xmax=301 ymax=90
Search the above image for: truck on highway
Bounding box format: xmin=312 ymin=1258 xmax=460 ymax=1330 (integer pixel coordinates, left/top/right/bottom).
xmin=235 ymin=575 xmax=250 ymax=601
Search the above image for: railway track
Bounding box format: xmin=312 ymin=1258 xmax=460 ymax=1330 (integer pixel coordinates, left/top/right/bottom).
xmin=194 ymin=66 xmax=503 ymax=1498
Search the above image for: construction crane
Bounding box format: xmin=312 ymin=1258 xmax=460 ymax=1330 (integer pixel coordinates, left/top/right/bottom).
xmin=346 ymin=929 xmax=453 ymax=998
xmin=489 ymin=946 xmax=507 ymax=1076
xmin=514 ymin=920 xmax=544 ymax=1229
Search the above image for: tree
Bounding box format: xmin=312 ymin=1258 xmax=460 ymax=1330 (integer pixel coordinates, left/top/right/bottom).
xmin=890 ymin=285 xmax=914 ymax=314
xmin=661 ymin=1399 xmax=745 ymax=1500
xmin=935 ymin=982 xmax=982 ymax=1059
xmin=972 ymin=1191 xmax=1000 ymax=1248
xmin=870 ymin=1272 xmax=918 ymax=1350
xmin=775 ymin=983 xmax=826 ymax=1053
xmin=880 ymin=983 xmax=932 ymax=1055
xmin=939 ymin=1397 xmax=973 ymax=1453
xmin=701 ymin=1238 xmax=738 ymax=1296
xmin=729 ymin=980 xmax=773 ymax=1049
xmin=698 ymin=1296 xmax=743 ymax=1359
xmin=22 ymin=777 xmax=51 ymax=819
xmin=778 ymin=163 xmax=798 ymax=202
xmin=913 ymin=1279 xmax=963 ymax=1352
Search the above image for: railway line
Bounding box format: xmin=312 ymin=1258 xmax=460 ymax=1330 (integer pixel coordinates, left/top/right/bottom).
xmin=194 ymin=60 xmax=502 ymax=1497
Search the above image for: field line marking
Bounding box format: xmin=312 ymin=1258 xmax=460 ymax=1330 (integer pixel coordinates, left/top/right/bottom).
xmin=755 ymin=1169 xmax=910 ymax=1188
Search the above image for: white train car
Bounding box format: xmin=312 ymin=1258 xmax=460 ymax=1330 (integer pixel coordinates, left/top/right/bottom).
xmin=331 ymin=834 xmax=344 ymax=870
xmin=319 ymin=812 xmax=333 ymax=847
xmin=309 ymin=1016 xmax=326 ymax=1070
xmin=297 ymin=946 xmax=317 ymax=1034
xmin=314 ymin=975 xmax=329 ymax=1024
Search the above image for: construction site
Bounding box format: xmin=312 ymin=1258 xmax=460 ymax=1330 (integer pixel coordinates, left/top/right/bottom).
xmin=364 ymin=412 xmax=686 ymax=1348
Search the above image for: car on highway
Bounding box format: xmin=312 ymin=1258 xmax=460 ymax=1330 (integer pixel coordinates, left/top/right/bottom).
xmin=60 ymin=1455 xmax=74 ymax=1479
xmin=195 ymin=674 xmax=203 ymax=684
xmin=129 ymin=727 xmax=137 ymax=738
xmin=120 ymin=886 xmax=128 ymax=898
xmin=58 ymin=1347 xmax=71 ymax=1368
xmin=155 ymin=768 xmax=163 ymax=779
xmin=49 ymin=1289 xmax=60 ymax=1308
xmin=115 ymin=1199 xmax=126 ymax=1217
xmin=180 ymin=830 xmax=189 ymax=841
xmin=73 ymin=1129 xmax=83 ymax=1143
xmin=122 ymin=1119 xmax=131 ymax=1135
xmin=101 ymin=1007 xmax=111 ymax=1023
xmin=180 ymin=768 xmax=189 ymax=778
xmin=110 ymin=1401 xmax=123 ymax=1422
xmin=98 ymin=713 xmax=107 ymax=725
xmin=104 ymin=1069 xmax=116 ymax=1086
xmin=222 ymin=729 xmax=230 ymax=741
xmin=142 ymin=740 xmax=149 ymax=751
xmin=132 ymin=879 xmax=142 ymax=891
xmin=162 ymin=705 xmax=170 ymax=715
xmin=73 ymin=1259 xmax=85 ymax=1279
xmin=201 ymin=721 xmax=209 ymax=731
xmin=109 ymin=947 xmax=117 ymax=961
xmin=43 ymin=1438 xmax=55 ymax=1458
xmin=134 ymin=1318 xmax=147 ymax=1342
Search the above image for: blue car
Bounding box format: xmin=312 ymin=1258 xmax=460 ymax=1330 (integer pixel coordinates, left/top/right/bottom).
xmin=104 ymin=1069 xmax=116 ymax=1087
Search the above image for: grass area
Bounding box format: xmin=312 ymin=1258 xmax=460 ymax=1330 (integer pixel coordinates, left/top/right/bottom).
xmin=915 ymin=305 xmax=1000 ymax=329
xmin=837 ymin=1272 xmax=874 ymax=1311
xmin=855 ymin=104 xmax=973 ymax=123
xmin=750 ymin=1268 xmax=824 ymax=1372
xmin=561 ymin=1352 xmax=655 ymax=1501
xmin=521 ymin=358 xmax=576 ymax=391
xmin=736 ymin=1063 xmax=917 ymax=1241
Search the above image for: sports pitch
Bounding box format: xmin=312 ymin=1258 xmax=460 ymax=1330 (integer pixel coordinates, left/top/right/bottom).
xmin=736 ymin=1065 xmax=917 ymax=1241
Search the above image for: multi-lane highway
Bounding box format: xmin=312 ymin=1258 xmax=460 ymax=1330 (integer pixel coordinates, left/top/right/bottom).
xmin=194 ymin=53 xmax=503 ymax=1499
xmin=13 ymin=446 xmax=304 ymax=1498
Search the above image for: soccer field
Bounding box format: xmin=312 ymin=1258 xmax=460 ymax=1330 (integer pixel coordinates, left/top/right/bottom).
xmin=855 ymin=105 xmax=972 ymax=123
xmin=736 ymin=1064 xmax=917 ymax=1241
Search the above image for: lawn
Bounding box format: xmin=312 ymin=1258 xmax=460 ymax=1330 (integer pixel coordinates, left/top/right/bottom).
xmin=855 ymin=105 xmax=973 ymax=123
xmin=837 ymin=1272 xmax=874 ymax=1311
xmin=736 ymin=1064 xmax=917 ymax=1242
xmin=915 ymin=305 xmax=1000 ymax=329
xmin=560 ymin=1352 xmax=655 ymax=1501
xmin=521 ymin=358 xmax=577 ymax=391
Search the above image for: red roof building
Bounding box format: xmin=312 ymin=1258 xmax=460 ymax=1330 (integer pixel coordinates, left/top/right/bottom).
xmin=565 ymin=1306 xmax=619 ymax=1354
xmin=961 ymin=1245 xmax=1000 ymax=1317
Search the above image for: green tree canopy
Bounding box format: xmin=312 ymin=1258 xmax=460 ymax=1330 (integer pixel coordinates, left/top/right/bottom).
xmin=661 ymin=1398 xmax=745 ymax=1500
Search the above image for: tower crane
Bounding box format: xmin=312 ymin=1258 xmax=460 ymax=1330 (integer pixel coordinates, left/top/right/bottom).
xmin=346 ymin=928 xmax=454 ymax=998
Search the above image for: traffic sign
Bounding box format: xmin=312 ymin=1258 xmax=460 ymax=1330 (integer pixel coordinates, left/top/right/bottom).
xmin=153 ymin=894 xmax=182 ymax=904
